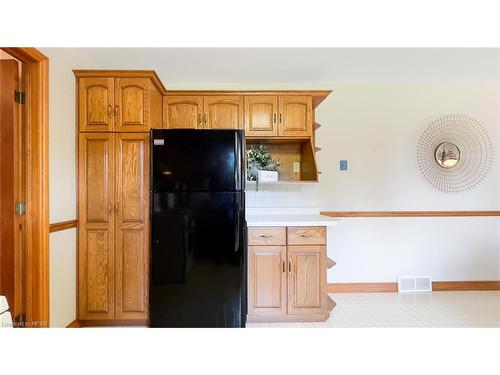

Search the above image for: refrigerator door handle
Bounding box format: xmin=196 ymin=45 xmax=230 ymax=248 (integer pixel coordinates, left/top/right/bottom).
xmin=234 ymin=131 xmax=244 ymax=191
xmin=234 ymin=196 xmax=240 ymax=253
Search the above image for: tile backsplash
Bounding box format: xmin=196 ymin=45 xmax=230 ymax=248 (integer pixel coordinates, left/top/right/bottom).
xmin=245 ymin=182 xmax=319 ymax=215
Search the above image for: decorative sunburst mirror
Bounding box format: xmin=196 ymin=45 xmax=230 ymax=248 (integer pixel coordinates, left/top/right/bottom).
xmin=416 ymin=114 xmax=493 ymax=193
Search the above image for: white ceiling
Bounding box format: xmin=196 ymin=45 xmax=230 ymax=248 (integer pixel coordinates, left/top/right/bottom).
xmin=41 ymin=48 xmax=500 ymax=88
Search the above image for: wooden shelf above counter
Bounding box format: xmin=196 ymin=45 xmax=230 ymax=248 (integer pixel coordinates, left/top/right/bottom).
xmin=247 ymin=138 xmax=318 ymax=182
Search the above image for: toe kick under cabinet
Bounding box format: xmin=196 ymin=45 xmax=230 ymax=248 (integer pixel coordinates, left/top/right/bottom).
xmin=247 ymin=226 xmax=336 ymax=322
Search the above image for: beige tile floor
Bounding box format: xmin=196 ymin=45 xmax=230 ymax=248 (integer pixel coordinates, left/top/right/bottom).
xmin=246 ymin=291 xmax=500 ymax=328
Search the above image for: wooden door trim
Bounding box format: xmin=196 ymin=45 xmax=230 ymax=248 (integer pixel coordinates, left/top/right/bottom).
xmin=2 ymin=48 xmax=49 ymax=327
xmin=49 ymin=220 xmax=78 ymax=233
xmin=320 ymin=210 xmax=500 ymax=218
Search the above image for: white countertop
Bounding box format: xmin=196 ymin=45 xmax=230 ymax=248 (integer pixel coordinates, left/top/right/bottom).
xmin=245 ymin=214 xmax=338 ymax=227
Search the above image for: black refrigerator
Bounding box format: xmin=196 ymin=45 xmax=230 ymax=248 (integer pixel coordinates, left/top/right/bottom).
xmin=150 ymin=129 xmax=247 ymax=328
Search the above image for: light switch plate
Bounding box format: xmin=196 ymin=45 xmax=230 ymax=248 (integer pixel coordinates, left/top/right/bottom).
xmin=293 ymin=161 xmax=301 ymax=173
xmin=340 ymin=160 xmax=348 ymax=171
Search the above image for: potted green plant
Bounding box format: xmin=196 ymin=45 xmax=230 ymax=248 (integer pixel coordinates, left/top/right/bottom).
xmin=246 ymin=145 xmax=281 ymax=189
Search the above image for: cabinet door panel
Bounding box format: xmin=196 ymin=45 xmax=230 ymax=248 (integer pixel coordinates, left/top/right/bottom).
xmin=278 ymin=96 xmax=312 ymax=137
xmin=163 ymin=96 xmax=203 ymax=129
xmin=287 ymin=246 xmax=326 ymax=316
xmin=115 ymin=133 xmax=149 ymax=319
xmin=115 ymin=78 xmax=150 ymax=132
xmin=244 ymin=96 xmax=278 ymax=136
xmin=78 ymin=133 xmax=115 ymax=319
xmin=78 ymin=77 xmax=114 ymax=132
xmin=248 ymin=246 xmax=287 ymax=316
xmin=204 ymin=96 xmax=243 ymax=129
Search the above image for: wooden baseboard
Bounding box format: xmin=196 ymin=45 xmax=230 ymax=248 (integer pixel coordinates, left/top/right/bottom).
xmin=433 ymin=281 xmax=500 ymax=291
xmin=327 ymin=281 xmax=500 ymax=293
xmin=78 ymin=319 xmax=148 ymax=327
xmin=66 ymin=319 xmax=82 ymax=328
xmin=328 ymin=282 xmax=398 ymax=293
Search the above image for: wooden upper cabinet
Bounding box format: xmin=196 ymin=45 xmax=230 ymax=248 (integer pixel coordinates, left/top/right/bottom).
xmin=287 ymin=245 xmax=326 ymax=316
xmin=278 ymin=95 xmax=312 ymax=137
xmin=78 ymin=77 xmax=115 ymax=132
xmin=248 ymin=245 xmax=287 ymax=316
xmin=114 ymin=133 xmax=149 ymax=319
xmin=78 ymin=133 xmax=115 ymax=320
xmin=115 ymin=78 xmax=150 ymax=132
xmin=244 ymin=96 xmax=278 ymax=136
xmin=150 ymin=84 xmax=163 ymax=130
xmin=203 ymin=96 xmax=243 ymax=129
xmin=163 ymin=96 xmax=203 ymax=129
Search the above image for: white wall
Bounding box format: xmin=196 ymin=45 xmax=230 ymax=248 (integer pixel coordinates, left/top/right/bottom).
xmin=49 ymin=229 xmax=76 ymax=327
xmin=41 ymin=48 xmax=500 ymax=326
xmin=315 ymin=80 xmax=500 ymax=282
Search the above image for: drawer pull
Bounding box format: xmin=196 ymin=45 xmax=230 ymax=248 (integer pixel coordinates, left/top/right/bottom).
xmin=299 ymin=233 xmax=313 ymax=238
xmin=259 ymin=234 xmax=273 ymax=238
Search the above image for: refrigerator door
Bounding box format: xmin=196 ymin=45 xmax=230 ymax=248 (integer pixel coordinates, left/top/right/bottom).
xmin=150 ymin=191 xmax=246 ymax=327
xmin=151 ymin=129 xmax=244 ymax=192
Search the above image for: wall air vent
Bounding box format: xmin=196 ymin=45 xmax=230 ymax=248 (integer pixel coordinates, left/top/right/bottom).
xmin=398 ymin=276 xmax=432 ymax=292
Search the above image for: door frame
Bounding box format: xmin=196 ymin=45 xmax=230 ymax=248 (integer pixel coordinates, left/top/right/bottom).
xmin=1 ymin=47 xmax=49 ymax=327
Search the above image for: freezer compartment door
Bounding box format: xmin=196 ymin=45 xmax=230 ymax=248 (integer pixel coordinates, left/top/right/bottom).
xmin=151 ymin=129 xmax=244 ymax=192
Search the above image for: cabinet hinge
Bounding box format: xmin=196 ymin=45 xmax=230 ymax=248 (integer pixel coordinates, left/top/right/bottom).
xmin=14 ymin=90 xmax=25 ymax=104
xmin=15 ymin=202 xmax=26 ymax=215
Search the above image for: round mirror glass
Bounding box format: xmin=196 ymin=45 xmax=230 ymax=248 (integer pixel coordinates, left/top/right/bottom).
xmin=435 ymin=142 xmax=460 ymax=169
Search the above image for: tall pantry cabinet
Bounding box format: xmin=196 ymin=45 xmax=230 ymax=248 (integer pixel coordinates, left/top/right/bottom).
xmin=74 ymin=71 xmax=165 ymax=324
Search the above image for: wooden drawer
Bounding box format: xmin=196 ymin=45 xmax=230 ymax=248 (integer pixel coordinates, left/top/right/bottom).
xmin=287 ymin=226 xmax=326 ymax=245
xmin=248 ymin=227 xmax=286 ymax=246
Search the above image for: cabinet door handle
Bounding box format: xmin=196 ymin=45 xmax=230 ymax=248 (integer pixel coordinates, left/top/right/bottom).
xmin=279 ymin=114 xmax=282 ymax=123
xmin=203 ymin=113 xmax=207 ymax=127
xmin=282 ymin=260 xmax=286 ymax=273
xmin=198 ymin=113 xmax=202 ymax=126
xmin=108 ymin=104 xmax=112 ymax=117
xmin=115 ymin=201 xmax=120 ymax=214
xmin=288 ymin=259 xmax=292 ymax=274
xmin=108 ymin=201 xmax=113 ymax=215
xmin=114 ymin=104 xmax=119 ymax=118
xmin=273 ymin=113 xmax=277 ymax=124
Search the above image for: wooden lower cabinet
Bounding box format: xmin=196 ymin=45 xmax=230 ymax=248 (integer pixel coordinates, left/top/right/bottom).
xmin=287 ymin=246 xmax=326 ymax=316
xmin=248 ymin=246 xmax=287 ymax=317
xmin=78 ymin=132 xmax=149 ymax=322
xmin=247 ymin=226 xmax=333 ymax=322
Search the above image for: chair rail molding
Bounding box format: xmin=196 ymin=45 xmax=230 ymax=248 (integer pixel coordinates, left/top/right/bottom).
xmin=49 ymin=220 xmax=78 ymax=233
xmin=321 ymin=210 xmax=500 ymax=218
